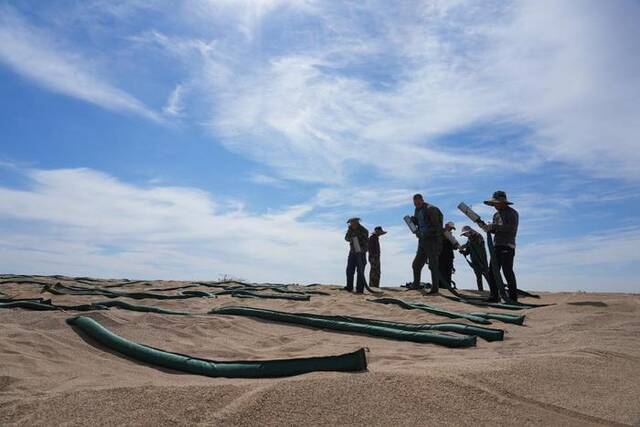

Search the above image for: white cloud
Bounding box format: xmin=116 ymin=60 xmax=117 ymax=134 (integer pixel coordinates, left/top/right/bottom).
xmin=0 ymin=5 xmax=163 ymax=122
xmin=0 ymin=166 xmax=637 ymax=291
xmin=0 ymin=167 xmax=346 ymax=282
xmin=156 ymin=0 xmax=640 ymax=183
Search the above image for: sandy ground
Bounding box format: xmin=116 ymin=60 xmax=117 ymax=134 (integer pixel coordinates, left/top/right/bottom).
xmin=1 ymin=276 xmax=639 ymax=426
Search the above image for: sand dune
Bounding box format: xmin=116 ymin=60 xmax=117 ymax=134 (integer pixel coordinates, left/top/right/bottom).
xmin=1 ymin=276 xmax=639 ymax=426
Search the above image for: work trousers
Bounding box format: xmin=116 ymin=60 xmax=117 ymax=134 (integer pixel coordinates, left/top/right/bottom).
xmin=346 ymin=252 xmax=368 ymax=293
xmin=369 ymin=254 xmax=381 ymax=287
xmin=493 ymin=245 xmax=518 ymax=301
xmin=473 ymin=270 xmax=484 ymax=291
xmin=439 ymin=254 xmax=454 ymax=289
xmin=412 ymin=238 xmax=441 ymax=291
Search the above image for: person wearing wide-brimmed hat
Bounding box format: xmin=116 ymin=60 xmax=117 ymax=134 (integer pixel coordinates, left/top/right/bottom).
xmin=344 ymin=217 xmax=369 ymax=293
xmin=368 ymin=226 xmax=387 ymax=288
xmin=438 ymin=221 xmax=458 ymax=290
xmin=459 ymin=225 xmax=488 ymax=291
xmin=484 ymin=190 xmax=519 ymax=302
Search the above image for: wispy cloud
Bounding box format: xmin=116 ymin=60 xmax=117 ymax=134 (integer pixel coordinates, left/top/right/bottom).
xmin=155 ymin=0 xmax=640 ymax=183
xmin=0 ymin=5 xmax=163 ymax=122
xmin=163 ymin=83 xmax=186 ymax=117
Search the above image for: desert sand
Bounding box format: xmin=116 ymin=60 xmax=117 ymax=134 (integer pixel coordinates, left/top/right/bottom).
xmin=1 ymin=275 xmax=639 ymax=426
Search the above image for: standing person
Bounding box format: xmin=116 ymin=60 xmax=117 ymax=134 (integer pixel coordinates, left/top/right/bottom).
xmin=344 ymin=217 xmax=369 ymax=294
xmin=459 ymin=225 xmax=488 ymax=292
xmin=439 ymin=221 xmax=457 ymax=290
xmin=484 ymin=191 xmax=519 ymax=302
xmin=410 ymin=194 xmax=443 ymax=294
xmin=368 ymin=226 xmax=387 ymax=288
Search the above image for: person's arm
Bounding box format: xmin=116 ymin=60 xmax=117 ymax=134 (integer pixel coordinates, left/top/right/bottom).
xmin=345 ymin=229 xmax=353 ymax=242
xmin=360 ymin=228 xmax=369 ymax=252
xmin=459 ymin=243 xmax=469 ymax=255
xmin=368 ymin=236 xmax=379 ymax=257
xmin=424 ymin=207 xmax=443 ymax=237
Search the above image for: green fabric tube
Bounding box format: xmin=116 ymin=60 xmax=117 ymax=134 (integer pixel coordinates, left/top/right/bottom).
xmin=441 ymin=294 xmax=550 ymax=310
xmin=66 ymin=316 xmax=367 ymax=378
xmin=0 ymin=301 xmax=61 ymax=311
xmin=210 ymin=306 xmax=477 ymax=348
xmin=370 ymin=298 xmax=526 ymax=326
xmin=212 ymin=307 xmax=502 ymax=342
xmin=469 ymin=312 xmax=525 ymax=325
xmin=370 ymin=298 xmax=492 ymax=325
xmin=0 ymin=299 xmax=191 ymax=315
xmin=304 ymin=313 xmax=504 ymax=342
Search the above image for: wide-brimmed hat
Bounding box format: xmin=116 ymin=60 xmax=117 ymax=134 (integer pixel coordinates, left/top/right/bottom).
xmin=347 ymin=217 xmax=361 ymax=224
xmin=483 ymin=190 xmax=513 ymax=206
xmin=445 ymin=221 xmax=455 ymax=230
xmin=460 ymin=225 xmax=474 ymax=236
xmin=374 ymin=226 xmax=387 ymax=235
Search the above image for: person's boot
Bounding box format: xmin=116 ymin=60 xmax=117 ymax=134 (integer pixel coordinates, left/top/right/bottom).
xmin=487 ymin=294 xmax=500 ymax=302
xmin=426 ymin=283 xmax=439 ymax=294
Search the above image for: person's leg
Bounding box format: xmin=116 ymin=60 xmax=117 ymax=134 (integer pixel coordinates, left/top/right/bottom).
xmin=369 ymin=255 xmax=381 ymax=287
xmin=438 ymin=254 xmax=450 ymax=290
xmin=345 ymin=252 xmax=356 ymax=291
xmin=497 ymin=246 xmax=518 ymax=301
xmin=412 ymin=246 xmax=427 ymax=287
xmin=426 ymin=240 xmax=442 ymax=292
xmin=475 ymin=270 xmax=484 ymax=291
xmin=355 ymin=253 xmax=367 ymax=293
xmin=487 ymin=256 xmax=501 ymax=301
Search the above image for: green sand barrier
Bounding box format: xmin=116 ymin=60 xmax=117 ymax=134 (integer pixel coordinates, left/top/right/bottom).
xmin=370 ymin=298 xmax=525 ymax=325
xmin=211 ymin=306 xmax=503 ymax=342
xmin=210 ymin=306 xmax=477 ymax=348
xmin=66 ymin=316 xmax=367 ymax=378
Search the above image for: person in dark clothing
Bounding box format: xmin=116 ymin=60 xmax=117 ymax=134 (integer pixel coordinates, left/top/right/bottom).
xmin=459 ymin=225 xmax=488 ymax=291
xmin=344 ymin=217 xmax=369 ymax=293
xmin=439 ymin=221 xmax=457 ymax=290
xmin=368 ymin=226 xmax=387 ymax=288
xmin=484 ymin=191 xmax=519 ymax=302
xmin=410 ymin=194 xmax=443 ymax=294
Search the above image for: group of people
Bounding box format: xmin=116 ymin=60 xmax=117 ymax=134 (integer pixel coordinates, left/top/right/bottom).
xmin=343 ymin=190 xmax=520 ymax=303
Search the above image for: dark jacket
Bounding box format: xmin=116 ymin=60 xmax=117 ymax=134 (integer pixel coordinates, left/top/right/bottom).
xmin=412 ymin=204 xmax=444 ymax=240
xmin=368 ymin=234 xmax=380 ymax=257
xmin=460 ymin=232 xmax=488 ymax=272
xmin=490 ymin=206 xmax=519 ymax=248
xmin=345 ymin=224 xmax=369 ymax=253
xmin=440 ymin=237 xmax=455 ymax=264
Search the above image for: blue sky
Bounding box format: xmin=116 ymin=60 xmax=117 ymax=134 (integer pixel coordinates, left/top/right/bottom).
xmin=0 ymin=0 xmax=639 ymax=291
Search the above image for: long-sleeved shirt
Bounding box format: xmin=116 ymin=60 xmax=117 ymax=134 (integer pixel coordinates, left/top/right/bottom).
xmin=345 ymin=224 xmax=369 ymax=253
xmin=413 ymin=204 xmax=444 ymax=240
xmin=460 ymin=232 xmax=488 ymax=272
xmin=368 ymin=234 xmax=380 ymax=257
xmin=490 ymin=206 xmax=519 ymax=248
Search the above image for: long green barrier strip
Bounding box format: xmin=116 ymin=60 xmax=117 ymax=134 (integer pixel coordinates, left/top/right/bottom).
xmin=0 ymin=300 xmax=62 ymax=311
xmin=469 ymin=312 xmax=525 ymax=325
xmin=0 ymin=299 xmax=193 ymax=315
xmin=43 ymin=282 xmax=212 ymax=300
xmin=371 ymin=298 xmax=526 ymax=325
xmin=210 ymin=306 xmax=476 ymax=348
xmin=212 ymin=306 xmax=502 ymax=342
xmin=66 ymin=316 xmax=367 ymax=378
xmin=517 ymin=289 xmax=540 ymax=299
xmin=41 ymin=282 xmax=311 ymax=302
xmin=371 ymin=298 xmax=492 ymax=325
xmin=440 ymin=294 xmax=549 ymax=310
xmin=230 ymin=292 xmax=309 ymax=301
